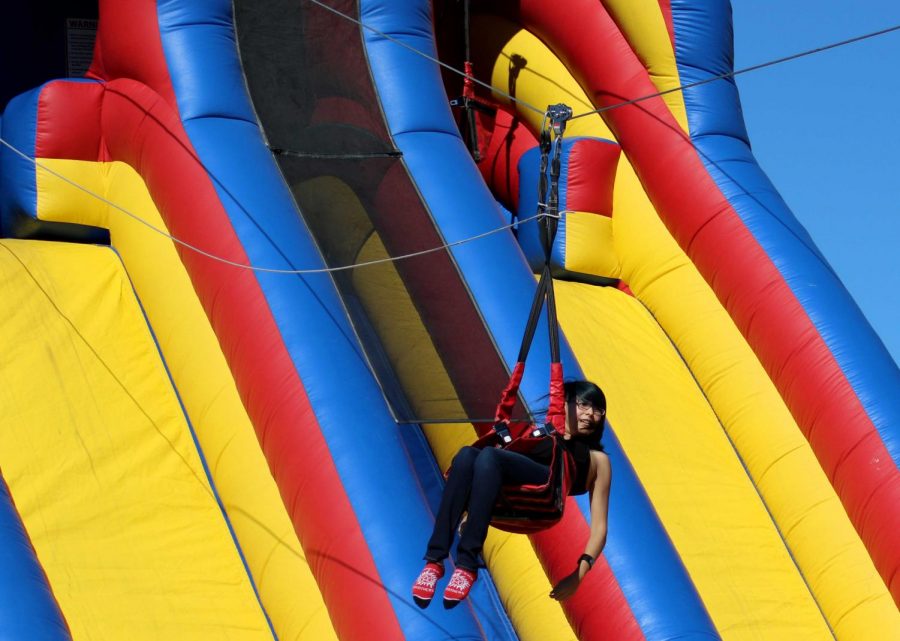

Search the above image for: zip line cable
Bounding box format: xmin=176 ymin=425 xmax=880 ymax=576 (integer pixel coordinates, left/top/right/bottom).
xmin=308 ymin=0 xmax=900 ymax=121
xmin=0 ymin=137 xmax=540 ymax=275
xmin=571 ymin=23 xmax=900 ymax=120
xmin=1 ymin=6 xmax=897 ymax=276
xmin=301 ymin=1 xmax=900 ymax=279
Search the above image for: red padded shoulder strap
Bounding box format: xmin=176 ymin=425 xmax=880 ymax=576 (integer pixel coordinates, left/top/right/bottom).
xmin=546 ymin=362 xmax=565 ymax=434
xmin=494 ymin=361 xmax=525 ymax=422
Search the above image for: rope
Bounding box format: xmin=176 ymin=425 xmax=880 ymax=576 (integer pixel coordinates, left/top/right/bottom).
xmin=571 ymin=23 xmax=900 ymax=121
xmin=6 ymin=6 xmax=896 ymax=276
xmin=0 ymin=136 xmax=541 ymax=275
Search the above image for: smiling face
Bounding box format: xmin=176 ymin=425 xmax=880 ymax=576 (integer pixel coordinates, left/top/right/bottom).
xmin=566 ymin=397 xmax=605 ymax=437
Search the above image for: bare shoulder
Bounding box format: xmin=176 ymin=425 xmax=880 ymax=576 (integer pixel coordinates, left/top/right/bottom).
xmin=589 ymin=450 xmax=611 ymax=485
xmin=590 ymin=449 xmax=611 ymax=468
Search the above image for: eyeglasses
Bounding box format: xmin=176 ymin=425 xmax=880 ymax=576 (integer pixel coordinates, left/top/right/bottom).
xmin=575 ymin=399 xmax=604 ymax=418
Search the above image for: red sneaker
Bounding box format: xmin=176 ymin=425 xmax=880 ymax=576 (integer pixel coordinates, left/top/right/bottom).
xmin=412 ymin=562 xmax=444 ymax=608
xmin=443 ymin=567 xmax=477 ymax=608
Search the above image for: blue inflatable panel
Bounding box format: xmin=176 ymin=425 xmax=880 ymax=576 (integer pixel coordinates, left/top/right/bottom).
xmin=0 ymin=476 xmax=71 ymax=641
xmin=1 ymin=87 xmax=40 ymax=230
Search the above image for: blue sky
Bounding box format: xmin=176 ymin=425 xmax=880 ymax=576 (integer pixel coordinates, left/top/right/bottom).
xmin=731 ymin=0 xmax=900 ymax=366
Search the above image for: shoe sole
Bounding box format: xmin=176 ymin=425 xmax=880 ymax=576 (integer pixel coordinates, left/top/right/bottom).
xmin=413 ymin=595 xmax=432 ymax=609
xmin=443 ymin=597 xmax=463 ymax=609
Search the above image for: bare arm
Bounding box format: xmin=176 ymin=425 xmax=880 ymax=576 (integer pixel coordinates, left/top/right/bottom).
xmin=550 ymin=451 xmax=612 ymax=600
xmin=582 ymin=451 xmax=612 ymax=565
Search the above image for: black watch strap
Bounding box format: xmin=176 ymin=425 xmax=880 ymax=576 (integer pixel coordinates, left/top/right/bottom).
xmin=578 ymin=553 xmax=594 ymax=570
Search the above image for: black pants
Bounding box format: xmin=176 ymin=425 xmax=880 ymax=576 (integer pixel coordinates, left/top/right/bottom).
xmin=425 ymin=445 xmax=550 ymax=570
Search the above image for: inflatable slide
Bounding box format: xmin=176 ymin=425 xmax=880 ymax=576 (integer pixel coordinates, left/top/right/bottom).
xmin=0 ymin=1 xmax=898 ymax=640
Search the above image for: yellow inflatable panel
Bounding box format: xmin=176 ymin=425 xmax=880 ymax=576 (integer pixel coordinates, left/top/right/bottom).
xmin=35 ymin=159 xmax=337 ymax=641
xmin=564 ymin=211 xmax=621 ymax=279
xmin=556 ymin=281 xmax=834 ymax=639
xmin=0 ymin=239 xmax=273 ymax=640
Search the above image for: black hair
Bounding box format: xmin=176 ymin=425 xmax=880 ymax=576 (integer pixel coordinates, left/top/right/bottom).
xmin=564 ymin=380 xmax=606 ymax=413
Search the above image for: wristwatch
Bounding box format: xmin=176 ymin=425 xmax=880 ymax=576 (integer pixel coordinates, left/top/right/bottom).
xmin=578 ymin=553 xmax=594 ymax=570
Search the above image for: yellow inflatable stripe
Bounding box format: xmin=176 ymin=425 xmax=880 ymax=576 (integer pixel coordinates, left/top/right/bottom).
xmin=601 ymin=0 xmax=689 ymax=132
xmin=477 ymin=16 xmax=615 ymax=141
xmin=489 ymin=30 xmax=899 ymax=639
xmin=350 ymin=225 xmax=576 ymax=641
xmin=556 ymin=281 xmax=833 ymax=639
xmin=35 ymin=159 xmax=337 ymax=641
xmin=0 ymin=239 xmax=273 ymax=639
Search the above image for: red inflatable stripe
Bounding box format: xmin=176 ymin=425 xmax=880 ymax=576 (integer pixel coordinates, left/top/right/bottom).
xmin=478 ymin=107 xmax=539 ymax=211
xmin=564 ymin=138 xmax=619 ymax=216
xmin=532 ymin=504 xmax=644 ymax=641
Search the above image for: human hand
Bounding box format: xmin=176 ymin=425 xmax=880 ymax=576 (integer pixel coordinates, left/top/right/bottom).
xmin=549 ymin=570 xmax=581 ymax=601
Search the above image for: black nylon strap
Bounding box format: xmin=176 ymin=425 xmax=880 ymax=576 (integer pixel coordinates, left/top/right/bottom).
xmin=514 ymin=106 xmax=569 ymax=371
xmin=516 ymin=267 xmax=550 ymax=364
xmin=545 ymin=262 xmax=560 ymax=364
xmin=541 ymin=106 xmax=569 ymax=366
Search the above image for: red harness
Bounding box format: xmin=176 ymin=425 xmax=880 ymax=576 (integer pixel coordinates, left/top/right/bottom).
xmin=471 ymin=361 xmax=574 ymax=534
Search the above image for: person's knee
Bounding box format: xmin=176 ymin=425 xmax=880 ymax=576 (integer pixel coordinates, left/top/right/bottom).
xmin=452 ymin=446 xmax=480 ymax=471
xmin=472 ymin=446 xmax=502 ymax=476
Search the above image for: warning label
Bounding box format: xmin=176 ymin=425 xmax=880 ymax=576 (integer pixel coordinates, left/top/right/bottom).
xmin=66 ymin=18 xmax=98 ymax=77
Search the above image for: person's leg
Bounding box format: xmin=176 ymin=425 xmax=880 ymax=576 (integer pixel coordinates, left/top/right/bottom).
xmin=454 ymin=447 xmax=549 ymax=570
xmin=416 ymin=446 xmax=484 ymax=608
xmin=424 ymin=446 xmax=480 ymax=562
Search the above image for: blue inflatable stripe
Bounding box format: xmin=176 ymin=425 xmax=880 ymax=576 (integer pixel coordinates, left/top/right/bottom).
xmin=154 ymin=1 xmax=513 ymax=639
xmin=572 ymin=432 xmax=722 ymax=641
xmin=0 ymin=476 xmax=71 ymax=641
xmin=361 ymin=1 xmax=718 ymax=639
xmin=1 ymin=86 xmax=41 ymax=232
xmin=671 ymin=0 xmax=900 ymax=467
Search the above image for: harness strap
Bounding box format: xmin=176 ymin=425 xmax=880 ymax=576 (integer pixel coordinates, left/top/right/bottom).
xmin=492 ymin=104 xmax=571 ymax=433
